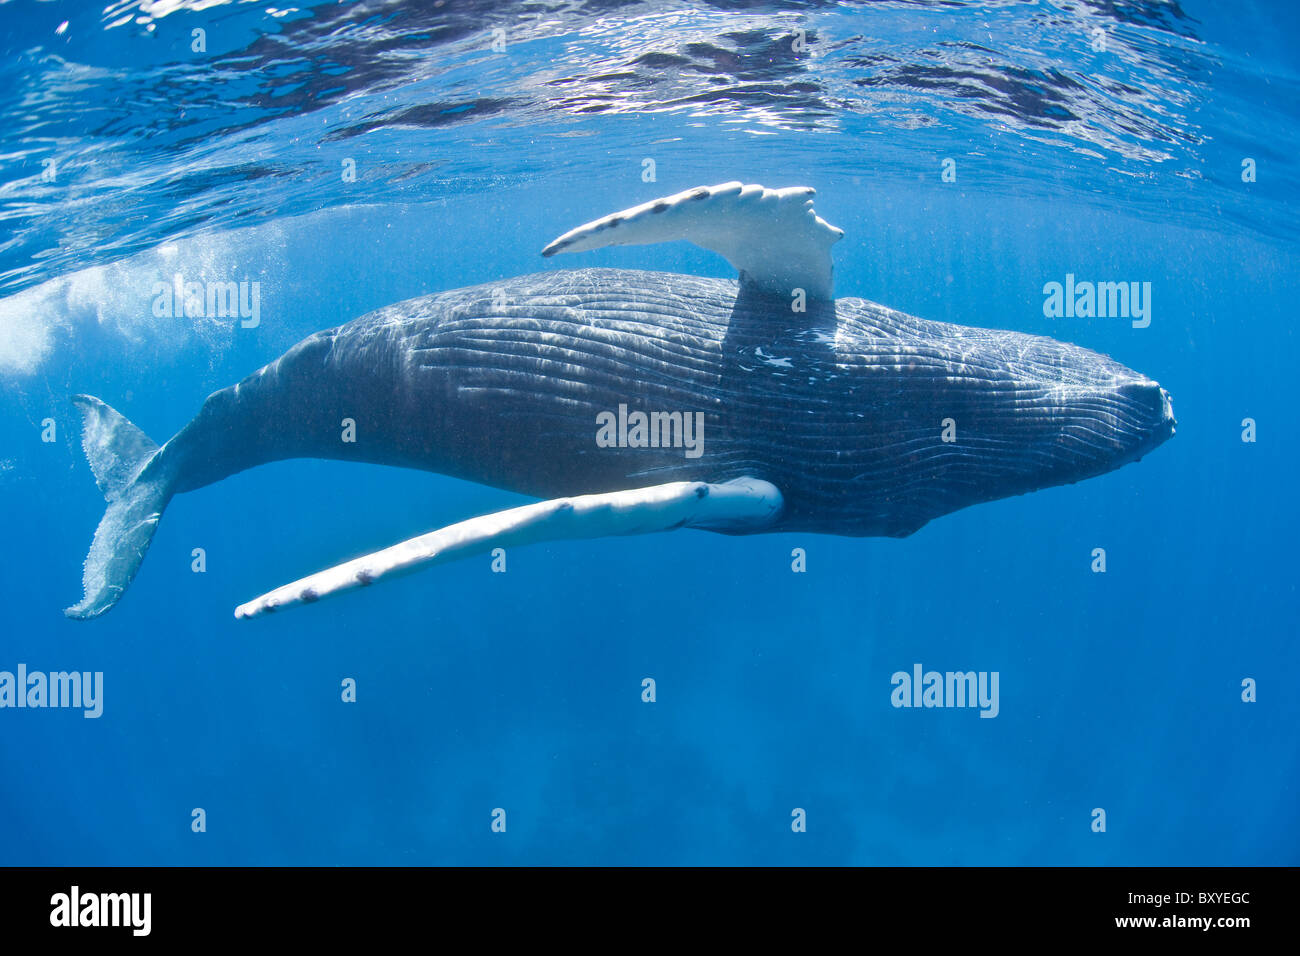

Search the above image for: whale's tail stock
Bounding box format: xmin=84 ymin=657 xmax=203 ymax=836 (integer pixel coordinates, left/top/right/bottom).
xmin=64 ymin=394 xmax=175 ymax=620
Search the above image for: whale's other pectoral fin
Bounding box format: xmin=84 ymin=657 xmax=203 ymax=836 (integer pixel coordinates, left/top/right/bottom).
xmin=541 ymin=182 xmax=843 ymax=300
xmin=234 ymin=477 xmax=783 ymax=620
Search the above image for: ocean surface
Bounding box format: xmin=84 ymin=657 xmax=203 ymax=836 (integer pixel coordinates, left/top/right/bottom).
xmin=1 ymin=0 xmax=1296 ymax=865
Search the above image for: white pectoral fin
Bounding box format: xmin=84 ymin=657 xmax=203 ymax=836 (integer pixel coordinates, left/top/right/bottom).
xmin=541 ymin=181 xmax=843 ymax=300
xmin=234 ymin=477 xmax=783 ymax=619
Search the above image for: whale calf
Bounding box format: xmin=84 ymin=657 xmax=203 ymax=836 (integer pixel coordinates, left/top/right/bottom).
xmin=65 ymin=182 xmax=1175 ymax=620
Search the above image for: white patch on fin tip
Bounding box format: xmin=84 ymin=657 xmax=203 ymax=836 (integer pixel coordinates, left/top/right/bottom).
xmin=541 ymin=181 xmax=843 ymax=300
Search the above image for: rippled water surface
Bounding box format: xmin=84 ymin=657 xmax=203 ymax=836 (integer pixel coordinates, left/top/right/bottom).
xmin=3 ymin=0 xmax=1296 ymax=294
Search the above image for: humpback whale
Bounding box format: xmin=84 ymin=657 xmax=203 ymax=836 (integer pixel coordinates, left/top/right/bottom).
xmin=64 ymin=182 xmax=1176 ymax=620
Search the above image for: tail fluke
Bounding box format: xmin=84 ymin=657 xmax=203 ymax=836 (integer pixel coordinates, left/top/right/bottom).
xmin=65 ymin=395 xmax=173 ymax=620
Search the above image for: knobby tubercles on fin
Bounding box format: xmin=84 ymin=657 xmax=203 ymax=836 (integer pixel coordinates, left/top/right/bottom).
xmin=233 ymin=477 xmax=783 ymax=620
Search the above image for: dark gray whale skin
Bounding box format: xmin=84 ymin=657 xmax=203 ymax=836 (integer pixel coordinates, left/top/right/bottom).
xmin=153 ymin=266 xmax=1175 ymax=539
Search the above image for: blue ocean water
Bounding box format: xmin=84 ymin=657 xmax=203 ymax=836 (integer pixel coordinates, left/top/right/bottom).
xmin=0 ymin=0 xmax=1296 ymax=865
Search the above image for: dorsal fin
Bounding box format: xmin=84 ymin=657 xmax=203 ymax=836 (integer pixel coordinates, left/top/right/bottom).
xmin=541 ymin=181 xmax=843 ymax=300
